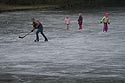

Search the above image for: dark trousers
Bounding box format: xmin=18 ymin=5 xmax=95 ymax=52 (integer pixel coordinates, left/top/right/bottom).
xmin=66 ymin=24 xmax=69 ymax=30
xmin=103 ymin=23 xmax=108 ymax=32
xmin=36 ymin=28 xmax=48 ymax=41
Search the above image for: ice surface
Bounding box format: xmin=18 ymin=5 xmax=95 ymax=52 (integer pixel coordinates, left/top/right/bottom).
xmin=0 ymin=8 xmax=125 ymax=82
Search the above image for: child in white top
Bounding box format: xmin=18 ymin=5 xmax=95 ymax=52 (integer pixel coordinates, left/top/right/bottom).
xmin=100 ymin=12 xmax=110 ymax=32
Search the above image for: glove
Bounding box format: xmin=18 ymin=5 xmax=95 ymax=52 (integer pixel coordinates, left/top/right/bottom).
xmin=100 ymin=21 xmax=102 ymax=23
xmin=108 ymin=22 xmax=110 ymax=24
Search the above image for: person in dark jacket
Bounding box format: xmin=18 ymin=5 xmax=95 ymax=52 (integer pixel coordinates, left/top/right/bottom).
xmin=78 ymin=13 xmax=83 ymax=30
xmin=31 ymin=18 xmax=48 ymax=42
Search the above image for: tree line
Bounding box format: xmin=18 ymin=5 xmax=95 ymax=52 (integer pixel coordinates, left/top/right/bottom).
xmin=0 ymin=0 xmax=125 ymax=8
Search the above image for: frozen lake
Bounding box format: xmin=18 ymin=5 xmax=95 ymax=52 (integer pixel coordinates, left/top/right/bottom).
xmin=0 ymin=8 xmax=125 ymax=83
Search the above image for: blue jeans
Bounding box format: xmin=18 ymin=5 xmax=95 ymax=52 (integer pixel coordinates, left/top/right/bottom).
xmin=36 ymin=25 xmax=48 ymax=41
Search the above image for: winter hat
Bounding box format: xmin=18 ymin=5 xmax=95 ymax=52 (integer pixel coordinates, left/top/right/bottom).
xmin=105 ymin=12 xmax=109 ymax=17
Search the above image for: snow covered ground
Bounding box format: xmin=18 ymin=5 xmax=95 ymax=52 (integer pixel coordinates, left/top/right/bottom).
xmin=0 ymin=8 xmax=125 ymax=83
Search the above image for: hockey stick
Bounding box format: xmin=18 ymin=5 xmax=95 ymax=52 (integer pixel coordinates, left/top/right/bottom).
xmin=19 ymin=31 xmax=32 ymax=39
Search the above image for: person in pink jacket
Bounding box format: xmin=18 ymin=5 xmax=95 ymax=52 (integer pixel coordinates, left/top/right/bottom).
xmin=64 ymin=16 xmax=70 ymax=30
xmin=100 ymin=12 xmax=110 ymax=32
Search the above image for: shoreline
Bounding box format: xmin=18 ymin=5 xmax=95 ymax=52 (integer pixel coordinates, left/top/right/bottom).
xmin=0 ymin=5 xmax=125 ymax=13
xmin=0 ymin=5 xmax=59 ymax=13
